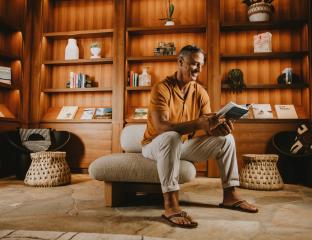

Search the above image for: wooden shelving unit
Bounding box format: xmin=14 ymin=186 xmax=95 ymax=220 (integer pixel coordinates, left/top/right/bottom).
xmin=43 ymin=58 xmax=113 ymax=66
xmin=220 ymin=51 xmax=309 ymax=60
xmin=43 ymin=87 xmax=113 ymax=93
xmin=126 ymin=86 xmax=152 ymax=91
xmin=127 ymin=25 xmax=206 ymax=35
xmin=221 ymin=83 xmax=309 ymax=89
xmin=43 ymin=29 xmax=114 ymax=39
xmin=127 ymin=56 xmax=178 ymax=63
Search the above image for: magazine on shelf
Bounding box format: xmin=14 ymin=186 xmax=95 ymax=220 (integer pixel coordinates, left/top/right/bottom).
xmin=0 ymin=111 xmax=4 ymax=118
xmin=0 ymin=66 xmax=11 ymax=85
xmin=251 ymin=104 xmax=273 ymax=119
xmin=274 ymin=104 xmax=298 ymax=119
xmin=80 ymin=108 xmax=96 ymax=120
xmin=56 ymin=106 xmax=78 ymax=120
xmin=216 ymin=101 xmax=249 ymax=120
xmin=133 ymin=108 xmax=148 ymax=119
xmin=94 ymin=108 xmax=112 ymax=119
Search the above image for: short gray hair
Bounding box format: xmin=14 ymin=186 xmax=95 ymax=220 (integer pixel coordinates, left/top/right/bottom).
xmin=178 ymin=45 xmax=205 ymax=60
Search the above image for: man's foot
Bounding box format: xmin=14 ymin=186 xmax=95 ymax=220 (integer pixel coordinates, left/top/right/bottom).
xmin=162 ymin=211 xmax=198 ymax=228
xmin=219 ymin=200 xmax=258 ymax=213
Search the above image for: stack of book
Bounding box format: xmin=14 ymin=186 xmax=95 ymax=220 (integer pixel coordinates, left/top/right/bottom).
xmin=66 ymin=72 xmax=93 ymax=88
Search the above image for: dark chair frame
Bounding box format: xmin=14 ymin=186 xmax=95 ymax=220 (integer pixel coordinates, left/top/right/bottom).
xmin=6 ymin=129 xmax=70 ymax=179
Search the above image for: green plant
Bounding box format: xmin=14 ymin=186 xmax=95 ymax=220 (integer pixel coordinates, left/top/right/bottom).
xmin=90 ymin=42 xmax=100 ymax=48
xmin=242 ymin=0 xmax=273 ymax=6
xmin=159 ymin=0 xmax=174 ymax=21
xmin=226 ymin=69 xmax=246 ymax=92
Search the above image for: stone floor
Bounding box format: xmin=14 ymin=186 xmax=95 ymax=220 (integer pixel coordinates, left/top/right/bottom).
xmin=0 ymin=174 xmax=312 ymax=240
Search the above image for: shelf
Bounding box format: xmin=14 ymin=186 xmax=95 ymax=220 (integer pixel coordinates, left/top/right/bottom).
xmin=43 ymin=29 xmax=114 ymax=40
xmin=0 ymin=82 xmax=13 ymax=89
xmin=40 ymin=119 xmax=112 ymax=123
xmin=125 ymin=118 xmax=147 ymax=123
xmin=221 ymin=19 xmax=307 ymax=31
xmin=127 ymin=25 xmax=206 ymax=35
xmin=0 ymin=50 xmax=20 ymax=61
xmin=43 ymin=58 xmax=113 ymax=66
xmin=220 ymin=51 xmax=309 ymax=60
xmin=127 ymin=55 xmax=177 ymax=63
xmin=0 ymin=16 xmax=20 ymax=32
xmin=126 ymin=86 xmax=152 ymax=91
xmin=0 ymin=117 xmax=19 ymax=123
xmin=222 ymin=83 xmax=309 ymax=90
xmin=236 ymin=119 xmax=308 ymax=123
xmin=43 ymin=87 xmax=113 ymax=93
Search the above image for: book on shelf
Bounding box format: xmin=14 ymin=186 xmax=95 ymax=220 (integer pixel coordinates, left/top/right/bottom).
xmin=0 ymin=111 xmax=4 ymax=118
xmin=0 ymin=66 xmax=12 ymax=85
xmin=80 ymin=108 xmax=96 ymax=120
xmin=274 ymin=104 xmax=298 ymax=119
xmin=56 ymin=106 xmax=78 ymax=120
xmin=94 ymin=107 xmax=112 ymax=119
xmin=133 ymin=108 xmax=148 ymax=119
xmin=254 ymin=32 xmax=272 ymax=53
xmin=216 ymin=101 xmax=249 ymax=120
xmin=251 ymin=104 xmax=273 ymax=119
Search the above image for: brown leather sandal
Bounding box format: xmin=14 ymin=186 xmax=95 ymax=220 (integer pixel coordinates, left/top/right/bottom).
xmin=219 ymin=200 xmax=259 ymax=213
xmin=161 ymin=211 xmax=198 ymax=228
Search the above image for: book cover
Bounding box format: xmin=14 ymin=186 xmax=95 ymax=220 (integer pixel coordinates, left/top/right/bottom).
xmin=94 ymin=107 xmax=112 ymax=119
xmin=274 ymin=104 xmax=298 ymax=119
xmin=133 ymin=108 xmax=148 ymax=119
xmin=80 ymin=108 xmax=96 ymax=120
xmin=56 ymin=106 xmax=78 ymax=120
xmin=216 ymin=101 xmax=249 ymax=120
xmin=252 ymin=104 xmax=273 ymax=119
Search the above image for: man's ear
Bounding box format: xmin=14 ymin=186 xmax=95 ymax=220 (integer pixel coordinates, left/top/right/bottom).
xmin=178 ymin=57 xmax=183 ymax=67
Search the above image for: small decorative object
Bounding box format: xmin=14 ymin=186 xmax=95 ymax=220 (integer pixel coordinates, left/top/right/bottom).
xmin=277 ymin=68 xmax=301 ymax=85
xmin=90 ymin=42 xmax=101 ymax=59
xmin=225 ymin=68 xmax=246 ymax=92
xmin=242 ymin=0 xmax=274 ymax=22
xmin=65 ymin=38 xmax=79 ymax=60
xmin=254 ymin=32 xmax=272 ymax=53
xmin=159 ymin=0 xmax=175 ymax=26
xmin=240 ymin=154 xmax=284 ymax=190
xmin=139 ymin=67 xmax=151 ymax=86
xmin=154 ymin=42 xmax=176 ymax=56
xmin=24 ymin=151 xmax=71 ymax=187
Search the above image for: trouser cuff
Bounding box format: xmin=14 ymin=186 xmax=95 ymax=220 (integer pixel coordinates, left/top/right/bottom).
xmin=222 ymin=180 xmax=240 ymax=189
xmin=161 ymin=184 xmax=180 ymax=193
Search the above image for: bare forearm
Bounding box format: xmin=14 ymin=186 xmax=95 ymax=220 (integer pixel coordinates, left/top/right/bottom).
xmin=157 ymin=119 xmax=202 ymax=135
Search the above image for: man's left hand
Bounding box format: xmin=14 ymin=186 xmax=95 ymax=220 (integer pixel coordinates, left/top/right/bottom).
xmin=210 ymin=119 xmax=234 ymax=136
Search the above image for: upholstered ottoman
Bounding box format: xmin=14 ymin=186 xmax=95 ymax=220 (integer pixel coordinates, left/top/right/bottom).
xmin=89 ymin=124 xmax=196 ymax=206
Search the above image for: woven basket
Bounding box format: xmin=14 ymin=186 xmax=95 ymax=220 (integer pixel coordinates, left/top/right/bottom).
xmin=24 ymin=151 xmax=71 ymax=187
xmin=240 ymin=154 xmax=284 ymax=190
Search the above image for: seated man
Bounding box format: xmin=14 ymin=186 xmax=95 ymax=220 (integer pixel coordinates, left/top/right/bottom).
xmin=141 ymin=45 xmax=258 ymax=228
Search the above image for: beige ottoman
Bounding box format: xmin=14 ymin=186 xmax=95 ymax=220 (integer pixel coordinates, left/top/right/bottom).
xmin=240 ymin=154 xmax=284 ymax=190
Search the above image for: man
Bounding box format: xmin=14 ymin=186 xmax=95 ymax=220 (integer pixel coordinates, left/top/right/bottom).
xmin=141 ymin=45 xmax=258 ymax=228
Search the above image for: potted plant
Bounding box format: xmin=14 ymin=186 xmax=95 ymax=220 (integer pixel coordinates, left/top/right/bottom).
xmin=159 ymin=0 xmax=175 ymax=26
xmin=90 ymin=42 xmax=101 ymax=59
xmin=242 ymin=0 xmax=274 ymax=22
xmin=226 ymin=69 xmax=246 ymax=92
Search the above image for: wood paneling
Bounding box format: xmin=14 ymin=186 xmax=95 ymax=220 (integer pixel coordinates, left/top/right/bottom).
xmin=40 ymin=122 xmax=112 ymax=169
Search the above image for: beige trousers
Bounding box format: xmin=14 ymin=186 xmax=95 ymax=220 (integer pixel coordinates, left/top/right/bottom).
xmin=142 ymin=131 xmax=240 ymax=193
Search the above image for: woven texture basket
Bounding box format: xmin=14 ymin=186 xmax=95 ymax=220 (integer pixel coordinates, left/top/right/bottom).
xmin=240 ymin=154 xmax=284 ymax=190
xmin=24 ymin=151 xmax=71 ymax=187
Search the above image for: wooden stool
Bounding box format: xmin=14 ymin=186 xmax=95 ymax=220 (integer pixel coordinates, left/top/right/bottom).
xmin=240 ymin=154 xmax=284 ymax=190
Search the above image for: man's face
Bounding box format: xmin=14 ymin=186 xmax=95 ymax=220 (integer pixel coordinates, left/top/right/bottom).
xmin=179 ymin=52 xmax=205 ymax=83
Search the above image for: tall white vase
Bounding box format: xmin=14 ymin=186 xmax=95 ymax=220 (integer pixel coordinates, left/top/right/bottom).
xmin=65 ymin=38 xmax=79 ymax=60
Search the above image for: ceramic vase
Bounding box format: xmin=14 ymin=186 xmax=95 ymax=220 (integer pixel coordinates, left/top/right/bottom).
xmin=90 ymin=47 xmax=101 ymax=59
xmin=65 ymin=38 xmax=79 ymax=60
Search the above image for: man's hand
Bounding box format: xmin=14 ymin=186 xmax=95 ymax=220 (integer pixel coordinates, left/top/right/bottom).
xmin=198 ymin=113 xmax=220 ymax=133
xmin=210 ymin=119 xmax=234 ymax=136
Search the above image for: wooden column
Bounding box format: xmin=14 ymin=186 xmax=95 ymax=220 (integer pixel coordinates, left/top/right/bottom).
xmin=112 ymin=0 xmax=126 ymax=153
xmin=207 ymin=0 xmax=221 ymax=177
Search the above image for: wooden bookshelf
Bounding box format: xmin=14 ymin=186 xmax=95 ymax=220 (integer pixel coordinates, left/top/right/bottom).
xmin=127 ymin=55 xmax=177 ymax=63
xmin=0 ymin=50 xmax=20 ymax=61
xmin=220 ymin=51 xmax=309 ymax=60
xmin=126 ymin=86 xmax=152 ymax=91
xmin=221 ymin=83 xmax=309 ymax=90
xmin=127 ymin=25 xmax=206 ymax=35
xmin=43 ymin=87 xmax=113 ymax=93
xmin=43 ymin=29 xmax=114 ymax=40
xmin=43 ymin=58 xmax=113 ymax=66
xmin=221 ymin=19 xmax=307 ymax=31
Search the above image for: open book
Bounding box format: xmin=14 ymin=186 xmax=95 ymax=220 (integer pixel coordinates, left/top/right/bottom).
xmin=217 ymin=101 xmax=249 ymax=120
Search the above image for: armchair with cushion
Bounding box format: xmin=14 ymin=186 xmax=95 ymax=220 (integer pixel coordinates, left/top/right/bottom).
xmin=88 ymin=124 xmax=196 ymax=207
xmin=6 ymin=129 xmax=70 ymax=179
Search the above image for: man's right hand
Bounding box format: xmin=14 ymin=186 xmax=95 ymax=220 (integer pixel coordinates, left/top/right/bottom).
xmin=198 ymin=113 xmax=221 ymax=134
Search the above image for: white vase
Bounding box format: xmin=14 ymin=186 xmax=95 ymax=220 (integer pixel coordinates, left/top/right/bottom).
xmin=247 ymin=2 xmax=272 ymax=22
xmin=65 ymin=38 xmax=79 ymax=60
xmin=90 ymin=47 xmax=101 ymax=59
xmin=165 ymin=20 xmax=175 ymax=26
